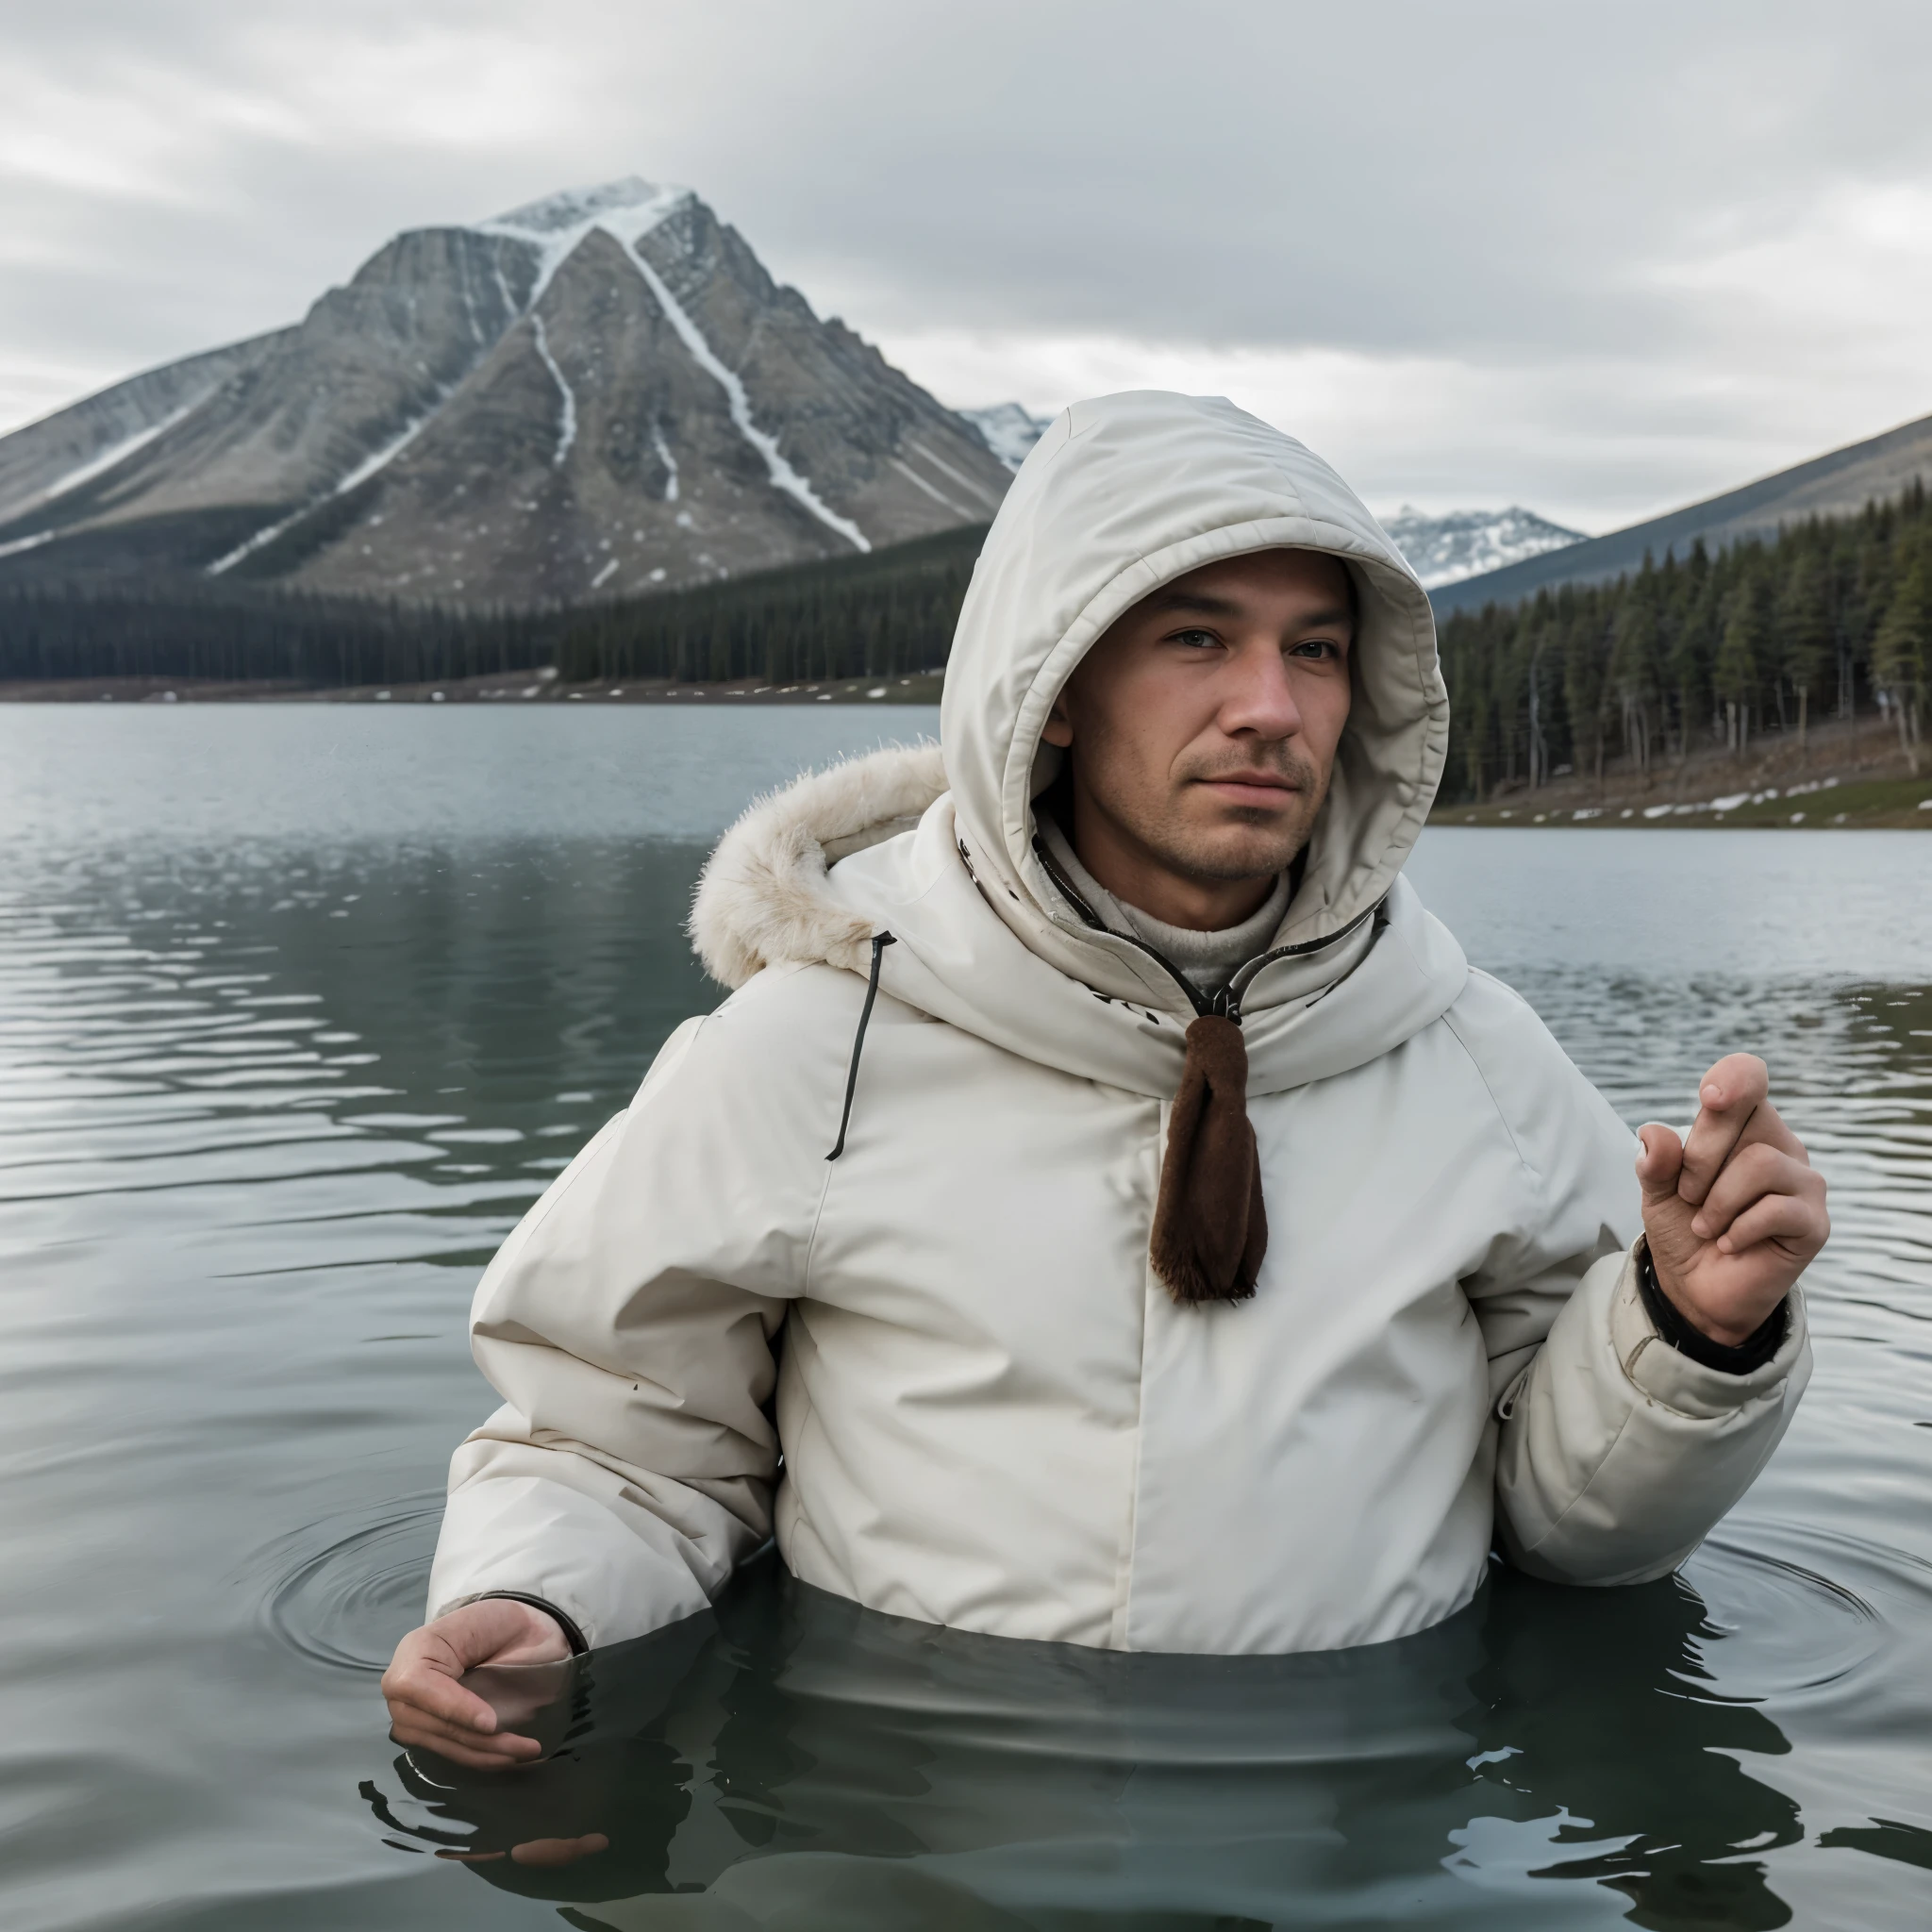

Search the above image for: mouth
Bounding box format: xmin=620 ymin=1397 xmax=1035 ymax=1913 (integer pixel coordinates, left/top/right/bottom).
xmin=1197 ymin=774 xmax=1301 ymax=808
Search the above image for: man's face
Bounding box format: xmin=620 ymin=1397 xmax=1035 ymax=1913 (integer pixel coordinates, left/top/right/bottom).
xmin=1042 ymin=548 xmax=1356 ymax=894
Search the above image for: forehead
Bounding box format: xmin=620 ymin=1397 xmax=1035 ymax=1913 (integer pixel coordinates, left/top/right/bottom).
xmin=1156 ymin=547 xmax=1354 ymax=608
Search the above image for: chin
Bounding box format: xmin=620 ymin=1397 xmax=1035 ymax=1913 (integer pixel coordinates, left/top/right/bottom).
xmin=1172 ymin=827 xmax=1307 ymax=884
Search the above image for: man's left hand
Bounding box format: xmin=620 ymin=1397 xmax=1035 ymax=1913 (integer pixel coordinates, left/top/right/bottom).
xmin=1636 ymin=1053 xmax=1828 ymax=1348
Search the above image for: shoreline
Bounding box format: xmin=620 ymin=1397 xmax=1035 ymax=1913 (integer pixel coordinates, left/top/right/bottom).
xmin=1428 ymin=711 xmax=1931 ymax=831
xmin=0 ymin=670 xmax=946 ymax=707
xmin=1429 ymin=774 xmax=1932 ymax=831
xmin=5 ymin=671 xmax=1926 ymax=828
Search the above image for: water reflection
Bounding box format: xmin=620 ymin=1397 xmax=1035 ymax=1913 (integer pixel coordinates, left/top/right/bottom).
xmin=2 ymin=708 xmax=1929 ymax=1932
xmin=370 ymin=1555 xmax=1819 ymax=1928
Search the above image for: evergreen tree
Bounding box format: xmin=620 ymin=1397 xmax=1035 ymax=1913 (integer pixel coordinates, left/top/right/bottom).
xmin=1775 ymin=541 xmax=1833 ymax=749
xmin=1713 ymin=561 xmax=1771 ymax=755
xmin=1563 ymin=606 xmax=1612 ymax=788
xmin=1608 ymin=558 xmax=1663 ymax=775
xmin=1872 ymin=536 xmax=1931 ymax=772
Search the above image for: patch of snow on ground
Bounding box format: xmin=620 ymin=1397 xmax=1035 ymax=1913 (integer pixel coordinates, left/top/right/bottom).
xmin=1380 ymin=506 xmax=1587 ymax=589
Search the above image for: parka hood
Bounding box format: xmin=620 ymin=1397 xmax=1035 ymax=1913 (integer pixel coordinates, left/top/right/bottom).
xmin=692 ymin=391 xmax=1466 ymax=1098
xmin=942 ymin=389 xmax=1449 ymax=963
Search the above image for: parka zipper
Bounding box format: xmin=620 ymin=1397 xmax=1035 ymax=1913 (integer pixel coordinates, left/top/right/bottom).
xmin=1031 ymin=834 xmax=1378 ymax=1028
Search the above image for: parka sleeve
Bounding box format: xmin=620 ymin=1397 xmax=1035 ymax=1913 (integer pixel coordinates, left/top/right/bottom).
xmin=1451 ymin=974 xmax=1812 ymax=1588
xmin=425 ymin=974 xmax=840 ymax=1650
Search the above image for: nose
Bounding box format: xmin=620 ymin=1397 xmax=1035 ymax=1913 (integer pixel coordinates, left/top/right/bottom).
xmin=1216 ymin=637 xmax=1305 ymax=741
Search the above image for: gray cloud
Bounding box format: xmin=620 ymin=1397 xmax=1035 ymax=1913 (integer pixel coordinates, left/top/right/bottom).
xmin=4 ymin=0 xmax=1932 ymax=528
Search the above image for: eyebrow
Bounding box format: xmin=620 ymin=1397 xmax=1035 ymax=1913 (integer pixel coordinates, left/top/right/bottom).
xmin=1147 ymin=590 xmax=1243 ymax=617
xmin=1148 ymin=591 xmax=1355 ymax=632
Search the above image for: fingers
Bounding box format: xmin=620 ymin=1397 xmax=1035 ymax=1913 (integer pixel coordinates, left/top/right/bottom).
xmin=379 ymin=1601 xmax=572 ymax=1774
xmin=1689 ymin=1142 xmax=1824 ymax=1244
xmin=382 ymin=1661 xmax=502 ymax=1739
xmin=1675 ymin=1054 xmax=1767 ymax=1207
xmin=399 ymin=1730 xmax=541 ymax=1774
xmin=1697 ymin=1051 xmax=1770 ymax=1119
xmin=1635 ymin=1123 xmax=1685 ymax=1204
xmin=388 ymin=1704 xmax=544 ymax=1764
xmin=1715 ymin=1189 xmax=1830 ymax=1262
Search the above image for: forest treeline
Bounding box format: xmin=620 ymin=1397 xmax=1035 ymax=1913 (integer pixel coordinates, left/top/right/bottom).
xmin=0 ymin=523 xmax=988 ymax=691
xmin=554 ymin=524 xmax=987 ymax=686
xmin=0 ymin=578 xmax=559 ymax=686
xmin=8 ymin=491 xmax=1928 ymax=781
xmin=1440 ymin=478 xmax=1931 ymax=800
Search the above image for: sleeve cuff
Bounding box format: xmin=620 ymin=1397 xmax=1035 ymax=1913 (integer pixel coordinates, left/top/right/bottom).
xmin=1636 ymin=1241 xmax=1788 ymax=1374
xmin=472 ymin=1591 xmax=589 ymax=1656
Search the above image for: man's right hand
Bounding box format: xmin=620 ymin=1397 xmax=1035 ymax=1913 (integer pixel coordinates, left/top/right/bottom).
xmin=381 ymin=1598 xmax=573 ymax=1771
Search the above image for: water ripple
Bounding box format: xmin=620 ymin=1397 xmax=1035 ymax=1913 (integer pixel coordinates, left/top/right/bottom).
xmin=247 ymin=1495 xmax=443 ymax=1674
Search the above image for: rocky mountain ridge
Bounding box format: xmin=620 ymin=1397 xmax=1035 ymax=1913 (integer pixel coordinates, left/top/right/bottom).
xmin=0 ymin=179 xmax=1013 ymax=608
xmin=958 ymin=403 xmax=1053 ymax=471
xmin=1430 ymin=408 xmax=1932 ymax=612
xmin=1378 ymin=504 xmax=1586 ymax=589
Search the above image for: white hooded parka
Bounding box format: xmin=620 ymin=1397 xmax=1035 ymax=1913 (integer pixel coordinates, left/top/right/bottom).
xmin=427 ymin=392 xmax=1810 ymax=1656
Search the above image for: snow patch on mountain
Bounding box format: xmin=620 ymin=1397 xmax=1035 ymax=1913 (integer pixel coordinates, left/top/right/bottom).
xmin=17 ymin=401 xmax=200 ymax=518
xmin=891 ymin=457 xmax=965 ymax=516
xmin=479 ymin=176 xmax=691 ymax=309
xmin=208 ymin=402 xmax=449 ymax=575
xmin=1380 ymin=505 xmax=1586 ymax=589
xmin=650 ymin=420 xmax=679 ymax=503
xmin=906 ymin=441 xmax=1003 ymax=511
xmin=960 ymin=403 xmax=1053 ymax=471
xmin=487 ymin=175 xmax=871 ymax=552
xmin=611 ymin=228 xmax=871 ymax=553
xmin=528 ymin=313 xmax=577 ymax=467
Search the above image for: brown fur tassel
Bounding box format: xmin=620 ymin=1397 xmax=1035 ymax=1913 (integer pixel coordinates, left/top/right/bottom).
xmin=1149 ymin=1015 xmax=1269 ymax=1305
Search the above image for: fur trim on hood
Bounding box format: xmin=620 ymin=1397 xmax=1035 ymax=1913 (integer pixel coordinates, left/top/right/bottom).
xmin=689 ymin=391 xmax=1467 ymax=1099
xmin=691 ymin=743 xmax=945 ymax=990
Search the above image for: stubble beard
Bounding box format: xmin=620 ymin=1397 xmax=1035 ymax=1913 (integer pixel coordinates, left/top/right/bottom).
xmin=1095 ymin=744 xmax=1333 ymax=887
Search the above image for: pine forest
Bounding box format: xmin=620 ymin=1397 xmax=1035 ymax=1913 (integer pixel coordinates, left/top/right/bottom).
xmin=1440 ymin=480 xmax=1930 ymax=799
xmin=4 ymin=489 xmax=1928 ymax=806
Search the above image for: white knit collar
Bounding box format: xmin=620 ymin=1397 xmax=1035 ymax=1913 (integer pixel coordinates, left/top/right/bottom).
xmin=1039 ymin=816 xmax=1292 ymax=994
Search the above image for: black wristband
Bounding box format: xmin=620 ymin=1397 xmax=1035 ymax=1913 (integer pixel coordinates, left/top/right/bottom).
xmin=475 ymin=1591 xmax=588 ymax=1656
xmin=1637 ymin=1244 xmax=1788 ymax=1374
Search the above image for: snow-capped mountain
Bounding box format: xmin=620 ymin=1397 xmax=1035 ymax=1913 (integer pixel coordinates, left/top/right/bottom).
xmin=960 ymin=403 xmax=1054 ymax=471
xmin=0 ymin=178 xmax=1013 ymax=606
xmin=1380 ymin=505 xmax=1586 ymax=589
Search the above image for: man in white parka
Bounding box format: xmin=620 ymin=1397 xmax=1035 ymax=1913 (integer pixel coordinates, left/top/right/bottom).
xmin=384 ymin=391 xmax=1826 ymax=1770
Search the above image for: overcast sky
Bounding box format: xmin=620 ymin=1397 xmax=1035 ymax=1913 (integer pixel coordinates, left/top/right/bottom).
xmin=4 ymin=0 xmax=1931 ymax=530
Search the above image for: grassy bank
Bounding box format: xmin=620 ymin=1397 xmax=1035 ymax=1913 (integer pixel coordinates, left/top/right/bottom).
xmin=1439 ymin=772 xmax=1932 ymax=829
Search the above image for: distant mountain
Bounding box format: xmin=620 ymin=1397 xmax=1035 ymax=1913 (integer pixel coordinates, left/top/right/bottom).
xmin=0 ymin=178 xmax=1013 ymax=607
xmin=1429 ymin=408 xmax=1932 ymax=613
xmin=960 ymin=403 xmax=1054 ymax=471
xmin=1379 ymin=505 xmax=1586 ymax=589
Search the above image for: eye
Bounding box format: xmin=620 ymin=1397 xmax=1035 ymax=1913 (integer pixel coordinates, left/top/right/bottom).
xmin=1169 ymin=627 xmax=1223 ymax=650
xmin=1290 ymin=637 xmax=1344 ymax=660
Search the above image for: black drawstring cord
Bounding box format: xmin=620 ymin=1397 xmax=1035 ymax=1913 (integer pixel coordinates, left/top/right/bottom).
xmin=826 ymin=932 xmax=896 ymax=1161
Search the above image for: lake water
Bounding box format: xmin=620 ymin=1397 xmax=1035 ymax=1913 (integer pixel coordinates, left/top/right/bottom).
xmin=1 ymin=708 xmax=1928 ymax=1931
